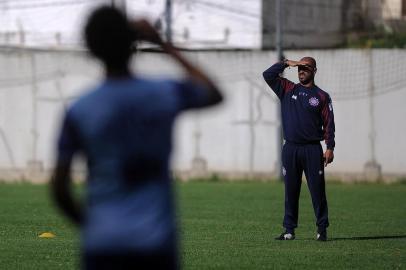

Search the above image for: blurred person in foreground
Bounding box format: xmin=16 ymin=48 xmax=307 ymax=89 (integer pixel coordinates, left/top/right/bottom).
xmin=50 ymin=6 xmax=222 ymax=270
xmin=263 ymin=57 xmax=335 ymax=241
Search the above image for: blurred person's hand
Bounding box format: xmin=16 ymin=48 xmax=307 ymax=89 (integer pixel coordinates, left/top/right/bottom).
xmin=132 ymin=19 xmax=163 ymax=45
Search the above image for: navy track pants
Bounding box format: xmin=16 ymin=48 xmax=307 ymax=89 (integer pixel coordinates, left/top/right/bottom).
xmin=282 ymin=142 xmax=329 ymax=233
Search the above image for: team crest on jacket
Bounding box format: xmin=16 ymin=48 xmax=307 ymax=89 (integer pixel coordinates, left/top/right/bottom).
xmin=309 ymin=97 xmax=319 ymax=107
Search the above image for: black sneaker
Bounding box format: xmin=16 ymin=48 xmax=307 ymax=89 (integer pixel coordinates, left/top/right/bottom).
xmin=275 ymin=231 xmax=295 ymax=240
xmin=316 ymin=230 xmax=327 ymax=241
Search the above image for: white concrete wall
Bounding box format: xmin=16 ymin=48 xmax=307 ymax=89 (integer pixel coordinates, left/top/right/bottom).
xmin=0 ymin=48 xmax=405 ymax=181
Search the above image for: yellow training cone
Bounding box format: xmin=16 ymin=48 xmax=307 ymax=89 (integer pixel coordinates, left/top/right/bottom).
xmin=39 ymin=232 xmax=56 ymax=238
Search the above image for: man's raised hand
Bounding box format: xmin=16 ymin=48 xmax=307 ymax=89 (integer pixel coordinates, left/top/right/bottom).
xmin=285 ymin=60 xmax=309 ymax=67
xmin=132 ymin=19 xmax=163 ymax=45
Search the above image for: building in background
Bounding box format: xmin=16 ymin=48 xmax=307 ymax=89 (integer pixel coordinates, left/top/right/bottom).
xmin=0 ymin=0 xmax=405 ymax=50
xmin=0 ymin=0 xmax=262 ymax=49
xmin=262 ymin=0 xmax=406 ymax=49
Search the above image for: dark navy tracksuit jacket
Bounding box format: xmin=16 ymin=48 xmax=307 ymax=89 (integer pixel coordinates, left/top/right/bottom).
xmin=263 ymin=61 xmax=335 ymax=232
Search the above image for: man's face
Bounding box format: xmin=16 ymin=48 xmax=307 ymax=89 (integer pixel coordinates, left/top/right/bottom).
xmin=298 ymin=60 xmax=316 ymax=85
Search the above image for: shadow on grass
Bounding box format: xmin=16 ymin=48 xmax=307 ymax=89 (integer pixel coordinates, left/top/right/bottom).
xmin=331 ymin=235 xmax=406 ymax=241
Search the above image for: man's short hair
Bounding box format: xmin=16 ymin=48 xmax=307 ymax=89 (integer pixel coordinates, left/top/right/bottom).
xmin=300 ymin=57 xmax=317 ymax=69
xmin=84 ymin=6 xmax=136 ymax=68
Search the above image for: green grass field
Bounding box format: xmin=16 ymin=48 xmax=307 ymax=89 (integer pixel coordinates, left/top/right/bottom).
xmin=0 ymin=181 xmax=405 ymax=269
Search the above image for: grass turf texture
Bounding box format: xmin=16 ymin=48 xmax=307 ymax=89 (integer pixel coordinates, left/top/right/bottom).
xmin=0 ymin=181 xmax=405 ymax=269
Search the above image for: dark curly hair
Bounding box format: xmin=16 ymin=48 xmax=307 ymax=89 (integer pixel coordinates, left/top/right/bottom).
xmin=84 ymin=6 xmax=137 ymax=68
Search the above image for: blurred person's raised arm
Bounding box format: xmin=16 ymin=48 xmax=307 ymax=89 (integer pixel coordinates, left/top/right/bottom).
xmin=132 ymin=20 xmax=223 ymax=108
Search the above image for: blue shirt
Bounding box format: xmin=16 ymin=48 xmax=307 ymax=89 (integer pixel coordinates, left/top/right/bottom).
xmin=57 ymin=76 xmax=209 ymax=253
xmin=263 ymin=62 xmax=335 ymax=150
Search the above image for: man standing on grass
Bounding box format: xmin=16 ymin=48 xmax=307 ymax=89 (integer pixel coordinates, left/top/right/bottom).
xmin=262 ymin=57 xmax=335 ymax=241
xmin=51 ymin=6 xmax=222 ymax=270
